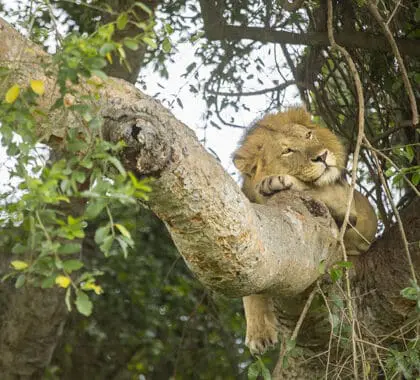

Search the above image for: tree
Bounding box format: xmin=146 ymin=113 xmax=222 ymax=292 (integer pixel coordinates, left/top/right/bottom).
xmin=0 ymin=1 xmax=419 ymax=379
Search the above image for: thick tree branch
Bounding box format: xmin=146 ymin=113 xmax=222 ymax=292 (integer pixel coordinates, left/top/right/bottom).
xmin=101 ymin=88 xmax=341 ymax=296
xmin=0 ymin=17 xmax=340 ymax=298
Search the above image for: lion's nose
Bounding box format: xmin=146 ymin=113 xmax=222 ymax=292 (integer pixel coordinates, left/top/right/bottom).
xmin=312 ymin=150 xmax=328 ymax=163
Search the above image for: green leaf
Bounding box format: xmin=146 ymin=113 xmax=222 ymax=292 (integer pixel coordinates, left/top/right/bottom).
xmin=123 ymin=39 xmax=139 ymax=51
xmin=116 ymin=12 xmax=128 ymax=30
xmin=286 ymin=339 xmax=296 ymax=352
xmin=114 ymin=223 xmax=131 ymax=238
xmin=247 ymin=361 xmax=260 ymax=380
xmin=261 ymin=365 xmax=271 ymax=380
xmin=116 ymin=236 xmax=129 ymax=258
xmin=336 ymin=261 xmax=353 ymax=269
xmin=107 ymin=157 xmax=126 ymax=176
xmin=162 ymin=37 xmax=172 ymax=53
xmin=75 ymin=290 xmax=93 ymax=316
xmin=100 ymin=235 xmax=114 ymax=256
xmin=142 ymin=37 xmax=157 ymax=49
xmin=164 ymin=23 xmax=174 ymax=34
xmin=58 ymin=243 xmax=82 ymax=255
xmin=401 ymin=286 xmax=418 ymax=301
xmin=63 ymin=260 xmax=84 ymax=273
xmin=88 ymin=57 xmax=107 ymax=69
xmin=95 ymin=225 xmax=111 ymax=244
xmin=330 ymin=268 xmax=342 ymax=282
xmin=99 ymin=42 xmax=115 ymax=56
xmin=85 ymin=200 xmax=107 ymax=219
xmin=42 ymin=275 xmax=57 ymax=289
xmin=15 ymin=274 xmax=25 ymax=288
xmin=135 ymin=2 xmax=153 ymax=15
xmin=257 ymin=357 xmax=272 ymax=380
xmin=412 ymin=172 xmax=420 ymax=186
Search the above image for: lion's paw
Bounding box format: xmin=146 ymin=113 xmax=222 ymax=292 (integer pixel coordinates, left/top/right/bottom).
xmin=257 ymin=175 xmax=295 ymax=196
xmin=245 ymin=316 xmax=279 ymax=355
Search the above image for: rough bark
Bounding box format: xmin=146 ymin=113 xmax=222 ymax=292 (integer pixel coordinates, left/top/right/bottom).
xmin=0 ymin=16 xmax=419 ymax=378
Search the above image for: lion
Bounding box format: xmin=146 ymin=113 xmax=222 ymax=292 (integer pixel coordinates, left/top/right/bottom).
xmin=233 ymin=108 xmax=377 ymax=354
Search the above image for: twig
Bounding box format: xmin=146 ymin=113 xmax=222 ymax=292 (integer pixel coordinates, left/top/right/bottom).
xmin=372 ymin=121 xmax=420 ymax=143
xmin=317 ymin=283 xmax=335 ymax=380
xmin=367 ymin=1 xmax=419 ymax=127
xmin=205 ymin=80 xmax=295 ymax=97
xmin=272 ymin=284 xmax=319 ymax=379
xmin=291 ymin=285 xmax=318 ymax=342
xmin=386 ymin=0 xmax=402 ymax=25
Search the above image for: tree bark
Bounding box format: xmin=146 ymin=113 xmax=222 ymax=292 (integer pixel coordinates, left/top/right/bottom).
xmin=0 ymin=16 xmax=419 ymax=378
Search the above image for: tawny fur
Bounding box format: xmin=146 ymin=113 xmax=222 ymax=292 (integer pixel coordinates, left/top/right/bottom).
xmin=233 ymin=108 xmax=378 ymax=354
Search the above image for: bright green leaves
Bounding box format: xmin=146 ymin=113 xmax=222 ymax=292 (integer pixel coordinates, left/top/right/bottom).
xmin=94 ymin=219 xmax=135 ymax=258
xmin=248 ymin=356 xmax=271 ymax=380
xmin=401 ymin=280 xmax=420 ymax=312
xmin=116 ymin=12 xmax=129 ymax=30
xmin=75 ymin=290 xmax=93 ymax=316
xmin=0 ymin=12 xmax=156 ymax=320
xmin=63 ymin=260 xmax=84 ymax=273
xmin=384 ymin=145 xmax=420 ymax=187
xmin=329 ymin=261 xmax=353 ymax=283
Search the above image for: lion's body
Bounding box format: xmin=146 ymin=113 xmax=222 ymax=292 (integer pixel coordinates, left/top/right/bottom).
xmin=233 ymin=108 xmax=377 ymax=354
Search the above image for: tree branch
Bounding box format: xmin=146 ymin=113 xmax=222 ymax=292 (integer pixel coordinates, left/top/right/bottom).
xmin=198 ymin=0 xmax=420 ymax=56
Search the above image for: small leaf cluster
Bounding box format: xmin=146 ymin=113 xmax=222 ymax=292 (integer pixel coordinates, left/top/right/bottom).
xmin=248 ymin=356 xmax=271 ymax=380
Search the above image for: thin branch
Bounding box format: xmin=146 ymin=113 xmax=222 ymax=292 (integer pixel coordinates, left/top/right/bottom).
xmin=273 ymin=284 xmax=319 ymax=378
xmin=386 ymin=0 xmax=402 ymax=25
xmin=372 ymin=120 xmax=420 ymax=143
xmin=367 ymin=1 xmax=419 ymax=126
xmin=205 ymin=80 xmax=295 ymax=97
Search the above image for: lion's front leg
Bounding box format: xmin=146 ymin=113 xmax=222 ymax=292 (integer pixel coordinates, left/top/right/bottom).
xmin=257 ymin=174 xmax=308 ymax=195
xmin=243 ymin=294 xmax=279 ymax=355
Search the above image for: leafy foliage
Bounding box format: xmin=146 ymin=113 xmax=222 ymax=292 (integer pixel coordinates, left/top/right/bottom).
xmin=0 ymin=1 xmax=155 ymax=315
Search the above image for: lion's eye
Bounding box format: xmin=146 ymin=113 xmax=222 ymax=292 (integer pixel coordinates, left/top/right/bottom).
xmin=282 ymin=148 xmax=294 ymax=155
xmin=306 ymin=131 xmax=313 ymax=140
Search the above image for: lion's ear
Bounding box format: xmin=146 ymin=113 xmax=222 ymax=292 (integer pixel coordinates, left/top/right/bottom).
xmin=233 ymin=144 xmax=259 ymax=175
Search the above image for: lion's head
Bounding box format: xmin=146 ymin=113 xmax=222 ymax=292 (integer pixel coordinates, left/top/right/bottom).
xmin=233 ymin=108 xmax=346 ymax=200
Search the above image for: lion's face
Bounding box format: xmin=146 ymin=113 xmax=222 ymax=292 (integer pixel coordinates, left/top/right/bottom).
xmin=258 ymin=123 xmax=342 ymax=186
xmin=233 ymin=109 xmax=347 ymax=201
